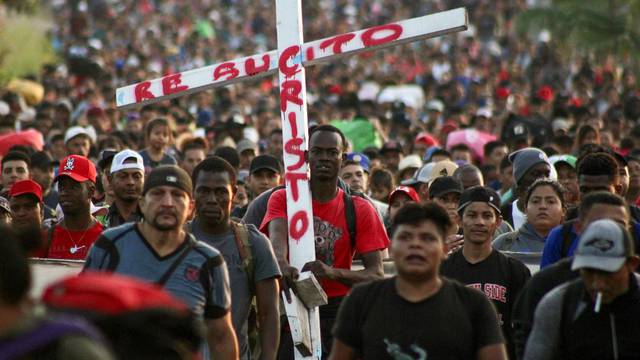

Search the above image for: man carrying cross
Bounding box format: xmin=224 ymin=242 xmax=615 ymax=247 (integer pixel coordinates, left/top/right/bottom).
xmin=260 ymin=125 xmax=389 ymax=358
xmin=115 ymin=4 xmax=468 ymax=358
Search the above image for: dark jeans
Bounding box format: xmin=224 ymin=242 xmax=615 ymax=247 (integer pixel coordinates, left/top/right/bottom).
xmin=277 ymin=297 xmax=344 ymax=360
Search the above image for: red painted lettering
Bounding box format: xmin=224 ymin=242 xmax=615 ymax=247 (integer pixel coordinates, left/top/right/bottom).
xmin=285 ymin=138 xmax=305 ymax=171
xmin=213 ymin=62 xmax=240 ymax=81
xmin=361 ymin=24 xmax=403 ymax=47
xmin=286 ymin=172 xmax=308 ymax=201
xmin=288 ymin=112 xmax=298 ymax=138
xmin=278 ymin=45 xmax=300 ymax=78
xmin=320 ymin=33 xmax=355 ymax=54
xmin=161 ymin=74 xmax=189 ymax=95
xmin=245 ymin=54 xmax=270 ymax=75
xmin=134 ymin=81 xmax=155 ymax=102
xmin=289 ymin=210 xmax=309 ymax=241
xmin=306 ymin=46 xmax=315 ymax=62
xmin=280 ymin=80 xmax=303 ymax=112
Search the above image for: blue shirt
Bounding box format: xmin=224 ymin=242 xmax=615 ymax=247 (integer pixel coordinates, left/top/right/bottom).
xmin=138 ymin=149 xmax=177 ymax=174
xmin=84 ymin=223 xmax=231 ymax=320
xmin=541 ymin=222 xmax=640 ymax=268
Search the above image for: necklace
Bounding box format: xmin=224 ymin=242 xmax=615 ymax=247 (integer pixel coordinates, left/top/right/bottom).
xmin=62 ymin=219 xmax=95 ymax=254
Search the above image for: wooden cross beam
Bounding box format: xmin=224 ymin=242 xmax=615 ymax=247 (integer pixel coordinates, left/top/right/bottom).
xmin=116 ymin=5 xmax=467 ymax=359
xmin=115 ymin=7 xmax=468 ymax=110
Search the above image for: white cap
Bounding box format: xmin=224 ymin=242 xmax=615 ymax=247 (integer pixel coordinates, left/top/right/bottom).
xmin=426 ymin=99 xmax=444 ymax=113
xmin=110 ymin=149 xmax=144 ymax=174
xmin=64 ymin=126 xmax=97 ymax=144
xmin=398 ymin=154 xmax=423 ymax=172
xmin=237 ymin=139 xmax=258 ymax=154
xmin=401 ymin=162 xmax=436 ymax=186
xmin=552 ymin=118 xmax=570 ymax=132
xmin=0 ymin=101 xmax=10 ymax=116
xmin=475 ymin=107 xmax=492 ymax=118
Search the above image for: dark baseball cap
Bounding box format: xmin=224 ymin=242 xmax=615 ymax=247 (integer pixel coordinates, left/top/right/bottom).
xmin=429 ymin=176 xmax=463 ymax=199
xmin=458 ymin=186 xmax=501 ymax=215
xmin=506 ymin=122 xmax=530 ymax=141
xmin=380 ymin=141 xmax=403 ymax=154
xmin=97 ymin=149 xmax=118 ymax=172
xmin=143 ymin=165 xmax=193 ymax=196
xmin=250 ymin=154 xmax=281 ymax=175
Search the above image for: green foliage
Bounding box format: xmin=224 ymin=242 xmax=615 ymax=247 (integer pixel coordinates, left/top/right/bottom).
xmin=0 ymin=9 xmax=56 ymax=84
xmin=0 ymin=0 xmax=40 ymax=14
xmin=515 ymin=0 xmax=640 ymax=61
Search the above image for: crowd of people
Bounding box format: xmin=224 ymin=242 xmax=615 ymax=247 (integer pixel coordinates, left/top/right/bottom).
xmin=1 ymin=0 xmax=640 ymax=359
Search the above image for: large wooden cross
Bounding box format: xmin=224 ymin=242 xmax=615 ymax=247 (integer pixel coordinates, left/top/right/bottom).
xmin=117 ymin=3 xmax=467 ymax=358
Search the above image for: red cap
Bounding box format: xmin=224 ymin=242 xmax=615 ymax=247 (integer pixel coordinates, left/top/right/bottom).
xmin=498 ymin=70 xmax=510 ymax=82
xmin=86 ymin=106 xmax=105 ymax=117
xmin=328 ymin=84 xmax=342 ymax=95
xmin=495 ymin=87 xmax=510 ymax=99
xmin=9 ymin=179 xmax=43 ymax=203
xmin=43 ymin=272 xmax=188 ymax=315
xmin=569 ymin=97 xmax=583 ymax=108
xmin=441 ymin=121 xmax=458 ymax=135
xmin=415 ymin=132 xmax=439 ymax=147
xmin=55 ymin=155 xmax=97 ymax=183
xmin=389 ymin=185 xmax=420 ymax=203
xmin=537 ymin=86 xmax=554 ymax=102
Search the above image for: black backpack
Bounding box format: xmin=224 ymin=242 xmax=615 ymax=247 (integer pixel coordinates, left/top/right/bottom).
xmin=559 ymin=219 xmax=578 ymax=259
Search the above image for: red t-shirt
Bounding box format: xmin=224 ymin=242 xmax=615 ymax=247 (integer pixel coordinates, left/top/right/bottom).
xmin=260 ymin=188 xmax=389 ymax=298
xmin=46 ymin=222 xmax=104 ymax=260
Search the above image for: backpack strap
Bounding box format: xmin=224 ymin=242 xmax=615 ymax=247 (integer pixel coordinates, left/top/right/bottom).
xmin=88 ymin=225 xmax=136 ymax=271
xmin=231 ymin=219 xmax=255 ymax=295
xmin=343 ymin=190 xmax=357 ymax=251
xmin=156 ymin=236 xmax=196 ymax=286
xmin=560 ymin=220 xmax=576 ymax=258
xmin=93 ymin=236 xmax=121 ymax=271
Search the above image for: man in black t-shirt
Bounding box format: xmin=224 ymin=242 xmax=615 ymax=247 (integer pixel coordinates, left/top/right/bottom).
xmin=441 ymin=186 xmax=531 ymax=359
xmin=331 ymin=202 xmax=506 ymax=360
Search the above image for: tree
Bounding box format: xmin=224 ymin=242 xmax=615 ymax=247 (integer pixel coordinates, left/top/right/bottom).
xmin=515 ymin=0 xmax=640 ymax=64
xmin=0 ymin=3 xmax=56 ymax=84
xmin=0 ymin=0 xmax=39 ymax=14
